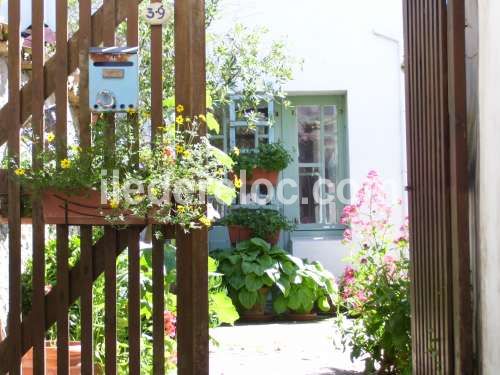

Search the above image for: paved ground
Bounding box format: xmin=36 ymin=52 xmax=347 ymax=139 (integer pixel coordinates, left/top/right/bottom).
xmin=209 ymin=317 xmax=364 ymax=375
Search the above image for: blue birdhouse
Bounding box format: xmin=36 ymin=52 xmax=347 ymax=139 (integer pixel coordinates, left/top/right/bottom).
xmin=89 ymin=47 xmax=139 ymax=112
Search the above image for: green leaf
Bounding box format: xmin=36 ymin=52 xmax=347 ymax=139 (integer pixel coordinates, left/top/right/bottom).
xmin=258 ymin=254 xmax=273 ymax=269
xmin=210 ymin=291 xmax=239 ymax=325
xmin=209 ymin=146 xmax=234 ymax=169
xmin=228 ymin=274 xmax=245 ymax=290
xmin=241 ymin=261 xmax=264 ymax=276
xmin=281 ymin=261 xmax=296 ymax=276
xmin=245 ymin=274 xmax=264 ymax=291
xmin=238 ymin=289 xmax=258 ymax=309
xmin=250 ymin=237 xmax=271 ymax=251
xmin=206 ymin=178 xmax=236 ymax=205
xmin=317 ymin=295 xmax=331 ymax=312
xmin=273 ymin=295 xmax=288 ymax=314
xmin=207 ymin=112 xmax=220 ymax=134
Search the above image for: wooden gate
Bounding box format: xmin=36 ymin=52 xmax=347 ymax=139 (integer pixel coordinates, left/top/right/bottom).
xmin=403 ymin=0 xmax=473 ymax=373
xmin=0 ymin=0 xmax=208 ymax=374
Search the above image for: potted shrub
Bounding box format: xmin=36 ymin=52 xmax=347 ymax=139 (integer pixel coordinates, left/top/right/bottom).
xmin=211 ymin=238 xmax=290 ymax=321
xmin=4 ymin=110 xmax=235 ymax=228
xmin=219 ymin=207 xmax=294 ymax=245
xmin=231 ymin=143 xmax=292 ymax=186
xmin=272 ymin=258 xmax=337 ymax=320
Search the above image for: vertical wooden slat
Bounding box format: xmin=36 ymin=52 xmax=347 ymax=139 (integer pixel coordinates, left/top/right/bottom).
xmin=78 ymin=0 xmax=93 ymax=371
xmin=56 ymin=0 xmax=70 ymax=372
xmin=104 ymin=228 xmax=117 ymax=375
xmin=447 ymin=0 xmax=473 ymax=373
xmin=80 ymin=226 xmax=94 ymax=374
xmin=7 ymin=0 xmax=22 ymax=372
xmin=31 ymin=0 xmax=46 ymax=373
xmin=150 ymin=0 xmax=163 ymax=139
xmin=152 ymin=228 xmax=165 ymax=374
xmin=128 ymin=227 xmax=141 ymax=375
xmin=404 ymin=0 xmax=472 ymax=373
xmin=175 ymin=0 xmax=209 ymax=372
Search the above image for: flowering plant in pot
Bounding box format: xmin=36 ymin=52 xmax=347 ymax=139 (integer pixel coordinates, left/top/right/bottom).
xmin=334 ymin=171 xmax=411 ymax=374
xmin=218 ymin=207 xmax=294 ymax=244
xmin=271 ymin=257 xmax=337 ymax=320
xmin=211 ymin=238 xmax=291 ymax=320
xmin=6 ymin=107 xmax=235 ymax=229
xmin=230 ymin=142 xmax=292 ymax=185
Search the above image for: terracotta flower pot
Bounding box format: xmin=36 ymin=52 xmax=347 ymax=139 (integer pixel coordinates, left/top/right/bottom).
xmin=285 ymin=312 xmax=318 ymax=321
xmin=247 ymin=168 xmax=279 ymax=186
xmin=228 ymin=225 xmax=253 ymax=244
xmin=228 ymin=225 xmax=280 ymax=245
xmin=22 ymin=341 xmax=82 ymax=374
xmin=240 ymin=287 xmax=274 ymax=322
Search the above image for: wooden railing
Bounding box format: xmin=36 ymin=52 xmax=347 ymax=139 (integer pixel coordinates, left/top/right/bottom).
xmin=0 ymin=0 xmax=208 ymax=374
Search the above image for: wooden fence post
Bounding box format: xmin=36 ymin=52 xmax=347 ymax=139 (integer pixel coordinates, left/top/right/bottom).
xmin=174 ymin=0 xmax=209 ymax=373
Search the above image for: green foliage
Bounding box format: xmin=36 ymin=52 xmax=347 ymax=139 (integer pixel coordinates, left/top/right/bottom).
xmin=231 ymin=143 xmax=293 ymax=176
xmin=21 ymin=232 xmax=238 ymax=372
xmin=272 ymin=259 xmax=337 ymax=315
xmin=211 ymin=238 xmax=335 ymax=315
xmin=218 ymin=207 xmax=294 ymax=239
xmin=335 ymin=172 xmax=411 ymax=374
xmin=10 ymin=115 xmax=235 ymax=230
xmin=207 ymin=24 xmax=301 ymax=123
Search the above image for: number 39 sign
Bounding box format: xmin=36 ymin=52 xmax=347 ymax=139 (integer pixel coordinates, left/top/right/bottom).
xmin=144 ymin=2 xmax=173 ymax=25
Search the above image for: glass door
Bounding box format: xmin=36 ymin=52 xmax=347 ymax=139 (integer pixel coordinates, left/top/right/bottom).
xmin=282 ymin=95 xmax=348 ymax=231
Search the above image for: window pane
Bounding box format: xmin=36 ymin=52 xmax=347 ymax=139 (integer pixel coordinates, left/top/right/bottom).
xmin=299 ymin=166 xmax=320 ymax=224
xmin=235 ymin=127 xmax=256 ymax=149
xmin=297 ymin=106 xmax=321 ymax=163
xmin=323 ymin=105 xmax=337 ymax=223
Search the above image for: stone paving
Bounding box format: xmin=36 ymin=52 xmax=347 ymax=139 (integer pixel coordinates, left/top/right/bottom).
xmin=209 ymin=317 xmax=364 ymax=375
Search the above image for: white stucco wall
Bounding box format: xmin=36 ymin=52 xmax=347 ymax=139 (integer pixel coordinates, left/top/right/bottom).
xmin=478 ymin=0 xmax=500 ymax=372
xmin=211 ymin=0 xmax=407 ymax=204
xmin=210 ymin=0 xmax=406 ymax=276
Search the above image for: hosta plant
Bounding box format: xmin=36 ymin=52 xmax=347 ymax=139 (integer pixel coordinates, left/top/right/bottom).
xmin=335 ymin=171 xmax=411 ymax=375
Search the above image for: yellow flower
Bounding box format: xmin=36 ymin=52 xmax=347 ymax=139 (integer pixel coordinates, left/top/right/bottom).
xmin=182 ymin=150 xmax=191 ymax=159
xmin=199 ymin=215 xmax=211 ymax=227
xmin=71 ymin=145 xmax=82 ymax=153
xmin=232 ymin=147 xmax=240 ymax=156
xmin=185 ymin=117 xmax=192 ymax=123
xmin=217 ymin=168 xmax=224 ymax=176
xmin=176 ymin=104 xmax=185 ymax=113
xmin=14 ymin=168 xmax=25 ymax=176
xmin=60 ymin=159 xmax=71 ymax=169
xmin=198 ymin=114 xmax=207 ymax=123
xmin=134 ymin=194 xmax=144 ymax=203
xmin=177 ymin=205 xmax=186 ymax=213
xmin=234 ymin=176 xmax=242 ymax=189
xmin=176 ymin=144 xmax=185 ymax=154
xmin=176 ymin=115 xmax=184 ymax=125
xmin=46 ymin=132 xmax=55 ymax=143
xmin=127 ymin=107 xmax=137 ymax=114
xmin=109 ymin=198 xmax=120 ymax=209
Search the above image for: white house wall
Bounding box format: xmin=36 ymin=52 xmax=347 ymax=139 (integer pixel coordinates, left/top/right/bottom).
xmin=210 ymin=0 xmax=407 ymax=276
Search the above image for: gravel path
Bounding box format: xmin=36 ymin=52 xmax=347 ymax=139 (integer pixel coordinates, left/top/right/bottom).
xmin=209 ymin=317 xmax=364 ymax=375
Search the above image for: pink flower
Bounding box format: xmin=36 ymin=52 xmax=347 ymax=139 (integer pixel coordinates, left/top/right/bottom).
xmin=164 ymin=311 xmax=177 ymax=338
xmin=342 ymin=266 xmax=356 ymax=285
xmin=343 ymin=228 xmax=352 ymax=241
xmin=383 ymin=254 xmax=395 ymax=264
xmin=356 ymin=290 xmax=368 ymax=303
xmin=367 ymin=170 xmax=378 ymax=179
xmin=163 ymin=146 xmax=175 ymax=159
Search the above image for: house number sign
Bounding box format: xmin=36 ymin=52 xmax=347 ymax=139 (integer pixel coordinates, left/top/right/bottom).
xmin=144 ymin=3 xmax=173 ymax=25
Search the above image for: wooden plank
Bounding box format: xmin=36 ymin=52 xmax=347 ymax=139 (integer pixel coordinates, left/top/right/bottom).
xmin=56 ymin=225 xmax=69 ymax=375
xmin=175 ymin=0 xmax=208 ymax=372
xmin=0 ymin=0 xmax=146 ymax=148
xmin=104 ymin=228 xmax=117 ymax=375
xmin=152 ymin=227 xmax=165 ymax=374
xmin=127 ymin=0 xmax=140 ymax=165
xmin=150 ymin=0 xmax=163 ymax=138
xmin=80 ymin=226 xmax=94 ymax=375
xmin=79 ymin=0 xmax=92 ymax=149
xmin=31 ymin=0 xmax=46 ymax=373
xmin=447 ymin=0 xmax=473 ymax=373
xmin=128 ymin=227 xmax=141 ymax=375
xmin=56 ymin=0 xmax=70 ymax=372
xmin=7 ymin=0 xmax=22 ymax=372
